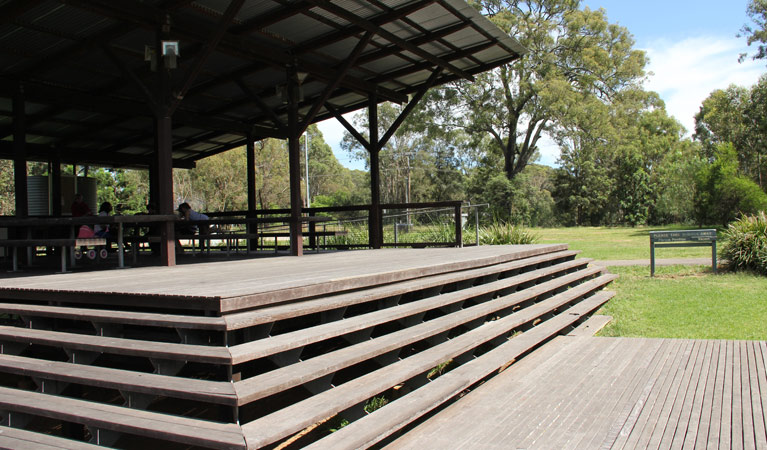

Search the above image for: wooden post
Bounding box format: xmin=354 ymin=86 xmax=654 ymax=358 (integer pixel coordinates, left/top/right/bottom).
xmin=246 ymin=137 xmax=257 ymax=212
xmin=287 ymin=65 xmax=303 ymax=256
xmin=454 ymin=202 xmax=463 ymax=248
xmin=368 ymin=95 xmax=381 ymax=249
xmin=51 ymin=151 xmax=62 ymax=216
xmin=246 ymin=137 xmax=258 ymax=251
xmin=13 ymin=84 xmax=28 ymax=218
xmin=155 ymin=20 xmax=176 ymax=266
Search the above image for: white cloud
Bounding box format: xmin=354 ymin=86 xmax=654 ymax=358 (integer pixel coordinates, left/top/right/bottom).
xmin=643 ymin=35 xmax=764 ymax=135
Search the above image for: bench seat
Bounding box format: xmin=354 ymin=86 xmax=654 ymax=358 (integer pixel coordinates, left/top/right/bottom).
xmin=0 ymin=238 xmax=107 ymax=272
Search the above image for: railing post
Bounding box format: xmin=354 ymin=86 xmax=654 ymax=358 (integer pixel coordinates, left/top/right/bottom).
xmin=454 ymin=202 xmax=462 ymax=248
xmin=475 ymin=206 xmax=480 ymax=246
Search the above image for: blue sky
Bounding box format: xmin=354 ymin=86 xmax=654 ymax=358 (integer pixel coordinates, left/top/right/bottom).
xmin=318 ymin=0 xmax=765 ymax=169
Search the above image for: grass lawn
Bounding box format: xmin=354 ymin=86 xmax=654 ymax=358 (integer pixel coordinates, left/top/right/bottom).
xmin=533 ymin=225 xmax=719 ymax=260
xmin=596 ymin=265 xmax=767 ymax=340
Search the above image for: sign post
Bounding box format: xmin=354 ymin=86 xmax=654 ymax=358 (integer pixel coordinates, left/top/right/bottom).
xmin=649 ymin=229 xmax=717 ymax=276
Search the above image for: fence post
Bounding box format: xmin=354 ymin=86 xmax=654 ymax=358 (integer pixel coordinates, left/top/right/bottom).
xmin=454 ymin=203 xmax=462 ymax=248
xmin=475 ymin=206 xmax=480 ymax=246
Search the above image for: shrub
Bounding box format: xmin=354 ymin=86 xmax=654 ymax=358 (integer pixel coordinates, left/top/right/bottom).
xmin=478 ymin=222 xmax=539 ymax=245
xmin=721 ymin=211 xmax=767 ymax=275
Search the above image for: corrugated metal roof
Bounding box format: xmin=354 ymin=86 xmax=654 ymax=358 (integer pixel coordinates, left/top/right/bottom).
xmin=0 ymin=0 xmax=525 ymax=168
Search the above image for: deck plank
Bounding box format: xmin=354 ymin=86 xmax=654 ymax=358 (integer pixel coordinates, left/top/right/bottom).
xmin=747 ymin=342 xmax=767 ymax=448
xmin=624 ymin=340 xmax=695 ymax=450
xmin=594 ymin=338 xmax=679 ymax=450
xmin=384 ymin=337 xmax=767 ymax=450
xmin=678 ymin=340 xmax=715 ymax=450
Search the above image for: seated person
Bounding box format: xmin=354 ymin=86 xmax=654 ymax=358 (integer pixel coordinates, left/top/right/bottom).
xmin=71 ymin=193 xmax=92 ymax=217
xmin=94 ymin=202 xmax=117 ymax=249
xmin=175 ymin=202 xmax=209 ymax=252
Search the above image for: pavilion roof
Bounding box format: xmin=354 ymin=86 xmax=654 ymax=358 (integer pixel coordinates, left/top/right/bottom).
xmin=0 ymin=0 xmax=524 ymax=169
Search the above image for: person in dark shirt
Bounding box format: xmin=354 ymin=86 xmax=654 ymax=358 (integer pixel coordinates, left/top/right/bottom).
xmin=71 ymin=193 xmax=92 ymax=217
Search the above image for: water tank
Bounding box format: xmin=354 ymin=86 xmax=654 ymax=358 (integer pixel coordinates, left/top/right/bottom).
xmin=27 ymin=176 xmax=50 ymax=216
xmin=26 ymin=175 xmax=98 ymax=216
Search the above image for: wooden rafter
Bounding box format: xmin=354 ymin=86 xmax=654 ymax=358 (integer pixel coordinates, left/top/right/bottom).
xmin=307 ymin=0 xmax=474 ymax=82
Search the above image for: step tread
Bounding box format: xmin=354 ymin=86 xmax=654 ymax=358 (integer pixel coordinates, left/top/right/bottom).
xmin=0 ymin=354 xmax=237 ymax=405
xmin=234 ymin=266 xmax=604 ymax=404
xmin=0 ymin=425 xmax=107 ymax=450
xmin=0 ymin=303 xmax=226 ymax=330
xmin=223 ymin=250 xmax=580 ymax=330
xmin=0 ymin=326 xmax=231 ymax=364
xmin=240 ymin=274 xmax=616 ymax=448
xmin=304 ymin=290 xmax=616 ymax=450
xmin=0 ymin=387 xmax=246 ymax=450
xmin=228 ymin=258 xmax=591 ymax=364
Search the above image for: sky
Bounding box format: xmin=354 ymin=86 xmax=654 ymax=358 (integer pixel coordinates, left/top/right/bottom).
xmin=318 ymin=0 xmax=765 ymax=170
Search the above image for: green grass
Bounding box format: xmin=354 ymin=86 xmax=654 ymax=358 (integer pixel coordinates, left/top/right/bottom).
xmin=597 ymin=265 xmax=767 ymax=340
xmin=534 ymin=225 xmax=720 ymax=260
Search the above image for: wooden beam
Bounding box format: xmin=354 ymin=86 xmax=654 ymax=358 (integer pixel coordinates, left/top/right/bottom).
xmin=307 ymin=0 xmax=474 ymax=82
xmin=299 ymin=32 xmax=374 ymax=135
xmin=101 ymin=44 xmax=158 ymax=112
xmin=236 ymin=79 xmax=286 ymax=132
xmin=230 ymin=1 xmax=314 ymax=33
xmin=62 ymin=0 xmax=408 ymax=104
xmin=295 ymin=0 xmax=437 ymax=54
xmin=0 ymin=142 xmax=195 ymax=169
xmin=379 ymin=68 xmax=441 ymax=149
xmin=325 ymin=103 xmax=370 ymax=151
xmin=168 ymin=0 xmax=246 ymax=115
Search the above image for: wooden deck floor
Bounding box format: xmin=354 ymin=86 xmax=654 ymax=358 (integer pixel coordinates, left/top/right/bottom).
xmin=0 ymin=245 xmax=565 ymax=312
xmin=387 ymin=336 xmax=767 ymax=450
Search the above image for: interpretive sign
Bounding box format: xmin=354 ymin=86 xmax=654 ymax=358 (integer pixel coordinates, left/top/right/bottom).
xmin=649 ymin=229 xmax=717 ymax=276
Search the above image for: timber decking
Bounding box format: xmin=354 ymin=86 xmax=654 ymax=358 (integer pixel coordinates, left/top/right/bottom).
xmin=0 ymin=245 xmax=565 ymax=312
xmin=0 ymin=246 xmax=618 ymax=449
xmin=385 ymin=337 xmax=767 ymax=450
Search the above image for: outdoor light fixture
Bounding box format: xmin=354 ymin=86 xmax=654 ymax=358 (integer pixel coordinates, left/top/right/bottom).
xmin=162 ymin=40 xmax=179 ymax=69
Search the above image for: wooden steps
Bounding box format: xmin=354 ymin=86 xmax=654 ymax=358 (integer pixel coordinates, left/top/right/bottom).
xmin=303 ymin=290 xmax=616 ymax=450
xmin=241 ymin=274 xmax=617 ymax=448
xmin=0 ymin=246 xmax=616 ymax=448
xmin=0 ymin=387 xmax=246 ymax=449
xmin=0 ymin=426 xmax=106 ymax=450
xmin=0 ymin=354 xmax=237 ymax=406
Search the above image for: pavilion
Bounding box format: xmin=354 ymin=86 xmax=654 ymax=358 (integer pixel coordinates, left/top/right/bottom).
xmin=0 ymin=0 xmax=526 ymax=265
